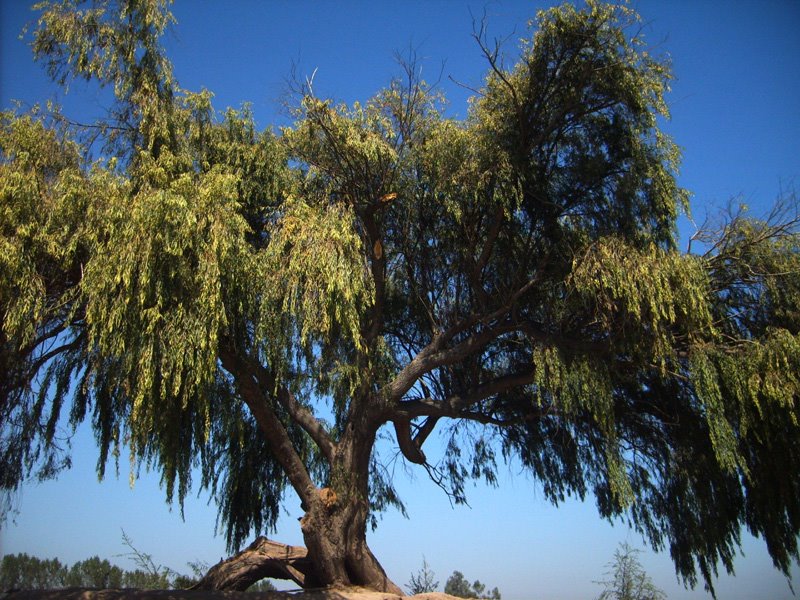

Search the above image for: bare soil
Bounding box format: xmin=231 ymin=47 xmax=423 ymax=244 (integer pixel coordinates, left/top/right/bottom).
xmin=1 ymin=588 xmax=460 ymax=600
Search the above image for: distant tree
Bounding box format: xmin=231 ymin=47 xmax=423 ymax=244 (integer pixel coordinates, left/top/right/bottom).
xmin=0 ymin=553 xmax=65 ymax=590
xmin=247 ymin=579 xmax=277 ymax=592
xmin=3 ymin=0 xmax=800 ymax=595
xmin=444 ymin=571 xmax=474 ymax=598
xmin=595 ymin=543 xmax=666 ymax=600
xmin=407 ymin=557 xmax=439 ymax=594
xmin=65 ymin=556 xmax=124 ymax=588
xmin=444 ymin=570 xmax=500 ymax=599
xmin=118 ymin=569 xmax=170 ymax=590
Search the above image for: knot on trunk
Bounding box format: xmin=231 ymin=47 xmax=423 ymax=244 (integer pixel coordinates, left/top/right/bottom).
xmin=319 ymin=486 xmax=338 ymax=510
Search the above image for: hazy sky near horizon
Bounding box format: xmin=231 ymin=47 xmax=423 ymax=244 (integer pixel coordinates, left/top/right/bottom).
xmin=1 ymin=1 xmax=799 ymax=599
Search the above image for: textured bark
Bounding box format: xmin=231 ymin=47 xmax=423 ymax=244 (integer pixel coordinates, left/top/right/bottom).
xmin=299 ymin=497 xmax=403 ymax=596
xmin=191 ymin=537 xmax=317 ymax=591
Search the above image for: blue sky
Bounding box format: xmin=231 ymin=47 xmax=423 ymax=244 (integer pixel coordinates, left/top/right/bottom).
xmin=1 ymin=1 xmax=799 ymax=599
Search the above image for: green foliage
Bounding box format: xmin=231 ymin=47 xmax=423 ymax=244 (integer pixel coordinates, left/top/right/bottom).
xmin=2 ymin=0 xmax=800 ymax=594
xmin=65 ymin=556 xmax=125 ymax=588
xmin=0 ymin=553 xmax=66 ymax=590
xmin=595 ymin=543 xmax=666 ymax=600
xmin=0 ymin=547 xmax=173 ymax=591
xmin=443 ymin=570 xmax=501 ymax=599
xmin=247 ymin=579 xmax=278 ymax=592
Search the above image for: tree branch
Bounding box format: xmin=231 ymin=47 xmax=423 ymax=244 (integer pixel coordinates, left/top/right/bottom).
xmin=396 ymin=367 xmax=538 ymax=422
xmin=192 ymin=536 xmax=317 ymax=590
xmin=218 ymin=345 xmax=318 ymax=508
xmin=240 ymin=355 xmax=336 ymax=464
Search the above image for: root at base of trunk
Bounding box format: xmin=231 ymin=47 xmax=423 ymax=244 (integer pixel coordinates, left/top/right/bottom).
xmin=191 ymin=537 xmax=317 ymax=591
xmin=190 ymin=536 xmax=403 ymax=596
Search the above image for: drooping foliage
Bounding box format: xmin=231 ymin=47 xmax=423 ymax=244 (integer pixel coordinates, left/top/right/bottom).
xmin=2 ymin=0 xmax=799 ymax=594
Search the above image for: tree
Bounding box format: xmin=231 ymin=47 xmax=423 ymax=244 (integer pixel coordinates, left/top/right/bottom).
xmin=595 ymin=543 xmax=666 ymax=600
xmin=444 ymin=571 xmax=473 ymax=598
xmin=2 ymin=0 xmax=799 ymax=594
xmin=407 ymin=557 xmax=438 ymax=594
xmin=0 ymin=554 xmax=66 ymax=590
xmin=117 ymin=530 xmax=175 ymax=589
xmin=444 ymin=571 xmax=500 ymax=599
xmin=65 ymin=556 xmax=124 ymax=588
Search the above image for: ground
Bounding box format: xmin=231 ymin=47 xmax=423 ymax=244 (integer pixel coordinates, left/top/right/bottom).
xmin=1 ymin=588 xmax=460 ymax=600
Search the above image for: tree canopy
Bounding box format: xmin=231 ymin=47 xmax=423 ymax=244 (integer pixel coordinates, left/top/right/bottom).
xmin=2 ymin=0 xmax=799 ymax=594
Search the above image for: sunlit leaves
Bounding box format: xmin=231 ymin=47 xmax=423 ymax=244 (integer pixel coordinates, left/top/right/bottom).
xmin=81 ymin=166 xmax=252 ymax=461
xmin=259 ymin=197 xmax=373 ymax=355
xmin=569 ymin=237 xmax=713 ymax=362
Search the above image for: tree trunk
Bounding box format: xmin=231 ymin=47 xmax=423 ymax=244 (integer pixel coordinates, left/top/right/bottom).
xmin=192 ymin=501 xmax=402 ymax=594
xmin=299 ymin=487 xmax=403 ymax=595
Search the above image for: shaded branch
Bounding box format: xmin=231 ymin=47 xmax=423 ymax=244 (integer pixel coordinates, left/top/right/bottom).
xmin=218 ymin=345 xmax=318 ymax=509
xmin=395 ymin=367 xmax=538 ymax=423
xmin=231 ymin=348 xmax=336 ymax=464
xmin=191 ymin=536 xmax=317 ymax=590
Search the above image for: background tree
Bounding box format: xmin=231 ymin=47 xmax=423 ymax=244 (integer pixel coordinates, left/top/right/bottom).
xmin=64 ymin=557 xmax=124 ymax=589
xmin=2 ymin=0 xmax=799 ymax=595
xmin=444 ymin=570 xmax=501 ymax=600
xmin=0 ymin=554 xmax=66 ymax=590
xmin=595 ymin=543 xmax=667 ymax=600
xmin=406 ymin=557 xmax=438 ymax=594
xmin=444 ymin=571 xmax=474 ymax=598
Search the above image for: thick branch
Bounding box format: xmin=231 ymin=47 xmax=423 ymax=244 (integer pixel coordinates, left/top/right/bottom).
xmin=396 ymin=368 xmax=538 ymax=421
xmin=392 ymin=417 xmax=426 ymax=465
xmin=225 ymin=346 xmax=336 ymax=464
xmin=219 ymin=346 xmax=318 ymax=509
xmin=385 ymin=321 xmax=520 ymax=405
xmin=191 ymin=537 xmax=317 ymax=591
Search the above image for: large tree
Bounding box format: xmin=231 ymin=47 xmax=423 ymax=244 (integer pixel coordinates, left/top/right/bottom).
xmin=2 ymin=0 xmax=799 ymax=594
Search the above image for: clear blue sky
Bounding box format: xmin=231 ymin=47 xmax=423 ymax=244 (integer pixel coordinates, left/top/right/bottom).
xmin=1 ymin=1 xmax=799 ymax=599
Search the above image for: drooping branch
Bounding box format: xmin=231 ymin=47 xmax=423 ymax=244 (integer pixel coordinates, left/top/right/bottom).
xmin=191 ymin=536 xmax=317 ymax=591
xmin=392 ymin=417 xmax=426 ymax=465
xmin=389 ymin=367 xmax=540 ymax=465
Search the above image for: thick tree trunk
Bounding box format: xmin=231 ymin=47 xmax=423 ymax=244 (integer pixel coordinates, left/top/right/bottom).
xmin=299 ymin=488 xmax=402 ymax=595
xmin=217 ymin=346 xmax=400 ymax=594
xmin=194 ymin=443 xmax=403 ymax=593
xmin=192 ymin=507 xmax=401 ymax=594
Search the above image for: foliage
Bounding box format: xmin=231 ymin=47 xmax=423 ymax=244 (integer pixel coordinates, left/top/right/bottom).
xmin=406 ymin=556 xmax=438 ymax=594
xmin=595 ymin=543 xmax=666 ymax=600
xmin=0 ymin=553 xmax=66 ymax=590
xmin=444 ymin=570 xmax=501 ymax=599
xmin=65 ymin=556 xmax=125 ymax=588
xmin=2 ymin=0 xmax=800 ymax=593
xmin=117 ymin=530 xmax=174 ymax=589
xmin=247 ymin=579 xmax=278 ymax=592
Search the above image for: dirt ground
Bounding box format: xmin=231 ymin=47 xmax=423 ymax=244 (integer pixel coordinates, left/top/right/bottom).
xmin=1 ymin=588 xmax=460 ymax=600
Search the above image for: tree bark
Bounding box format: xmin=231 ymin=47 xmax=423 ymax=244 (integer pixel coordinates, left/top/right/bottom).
xmin=298 ymin=415 xmax=404 ymax=595
xmin=191 ymin=537 xmax=317 ymax=591
xmin=192 ymin=511 xmax=402 ymax=594
xmin=299 ymin=489 xmax=403 ymax=596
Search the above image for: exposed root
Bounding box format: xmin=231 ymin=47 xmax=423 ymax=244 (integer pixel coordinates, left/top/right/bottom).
xmin=191 ymin=536 xmax=318 ymax=591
